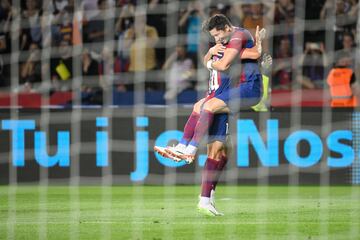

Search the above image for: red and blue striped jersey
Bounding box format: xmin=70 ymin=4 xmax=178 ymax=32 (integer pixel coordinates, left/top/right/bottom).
xmin=207 ymin=27 xmax=261 ymax=98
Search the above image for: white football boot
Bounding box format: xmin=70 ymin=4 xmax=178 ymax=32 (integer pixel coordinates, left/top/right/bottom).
xmin=164 ymin=144 xmax=189 ymax=162
xmin=197 ymin=191 xmax=223 ymax=216
xmin=197 ymin=203 xmax=224 ymax=216
xmin=154 ymin=146 xmax=182 ymax=162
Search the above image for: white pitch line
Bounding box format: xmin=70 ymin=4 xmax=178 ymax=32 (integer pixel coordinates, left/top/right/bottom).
xmin=219 ymin=198 xmax=233 ymax=201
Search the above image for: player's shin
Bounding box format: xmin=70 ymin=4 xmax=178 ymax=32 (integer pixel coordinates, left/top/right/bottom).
xmin=179 ymin=111 xmax=200 ymax=147
xmin=201 ymin=158 xmax=221 ymax=199
xmin=212 ymin=155 xmax=228 ymax=191
xmin=188 ymin=110 xmax=215 ymax=154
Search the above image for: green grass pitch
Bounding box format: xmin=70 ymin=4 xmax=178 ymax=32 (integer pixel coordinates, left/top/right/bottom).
xmin=1 ymin=186 xmax=360 ymax=240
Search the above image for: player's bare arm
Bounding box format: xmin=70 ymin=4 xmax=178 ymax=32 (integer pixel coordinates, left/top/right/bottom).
xmin=210 ymin=48 xmax=240 ymax=71
xmin=203 ymin=42 xmax=261 ymax=69
xmin=209 ymin=25 xmax=265 ymax=71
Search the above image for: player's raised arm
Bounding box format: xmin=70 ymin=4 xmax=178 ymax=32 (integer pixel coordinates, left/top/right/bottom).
xmin=241 ymin=26 xmax=266 ymax=60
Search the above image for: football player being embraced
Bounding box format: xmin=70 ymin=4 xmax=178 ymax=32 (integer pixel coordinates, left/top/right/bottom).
xmin=155 ymin=14 xmax=269 ymax=216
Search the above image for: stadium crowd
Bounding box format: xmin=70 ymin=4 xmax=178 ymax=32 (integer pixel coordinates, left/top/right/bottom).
xmin=0 ymin=0 xmax=358 ymax=105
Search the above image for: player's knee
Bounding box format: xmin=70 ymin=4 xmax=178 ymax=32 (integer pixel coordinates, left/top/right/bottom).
xmin=208 ymin=151 xmax=223 ymax=161
xmin=208 ymin=146 xmax=225 ymax=160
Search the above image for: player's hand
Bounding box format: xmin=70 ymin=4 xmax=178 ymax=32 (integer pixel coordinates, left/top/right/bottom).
xmin=255 ymin=26 xmax=266 ymax=55
xmin=255 ymin=26 xmax=266 ymax=43
xmin=261 ymin=53 xmax=273 ymax=70
xmin=209 ymin=43 xmax=226 ymax=57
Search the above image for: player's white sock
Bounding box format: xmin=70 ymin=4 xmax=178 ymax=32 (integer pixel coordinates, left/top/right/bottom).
xmin=174 ymin=143 xmax=187 ymax=152
xmin=199 ymin=196 xmax=210 ymax=206
xmin=185 ymin=145 xmax=198 ymax=155
xmin=210 ymin=190 xmax=215 ymax=206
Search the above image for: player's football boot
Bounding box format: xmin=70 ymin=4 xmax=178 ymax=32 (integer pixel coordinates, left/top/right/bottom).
xmin=197 ymin=203 xmax=224 ymax=217
xmin=178 ymin=154 xmax=195 ymax=164
xmin=164 ymin=146 xmax=186 ymax=161
xmin=159 ymin=145 xmax=195 ymax=164
xmin=154 ymin=146 xmax=182 ymax=162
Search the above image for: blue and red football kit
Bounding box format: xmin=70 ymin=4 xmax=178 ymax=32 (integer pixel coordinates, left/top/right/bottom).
xmin=208 ymin=27 xmax=262 ymax=109
xmin=206 ymin=27 xmax=262 ymax=143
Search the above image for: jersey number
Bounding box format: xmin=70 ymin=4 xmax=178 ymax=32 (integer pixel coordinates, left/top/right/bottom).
xmin=209 ymin=70 xmax=220 ymax=92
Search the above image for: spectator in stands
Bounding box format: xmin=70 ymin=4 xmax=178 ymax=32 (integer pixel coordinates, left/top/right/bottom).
xmin=98 ymin=45 xmax=114 ymax=90
xmin=147 ymin=0 xmax=166 ymax=66
xmin=84 ymin=0 xmax=109 ymax=53
xmin=162 ymin=45 xmax=195 ymax=100
xmin=274 ymin=0 xmax=294 ymax=26
xmin=82 ymin=48 xmax=100 ymax=77
xmin=43 ymin=0 xmax=82 ymax=48
xmin=21 ymin=0 xmax=42 ymax=50
xmin=81 ymin=48 xmax=103 ymax=105
xmin=48 ymin=40 xmax=73 ymax=91
xmin=123 ymin=11 xmax=159 ymax=72
xmin=271 ymin=0 xmax=293 ymax=89
xmin=306 ymin=0 xmax=326 ymax=19
xmin=0 ymin=0 xmax=17 ymax=88
xmin=226 ymin=2 xmax=242 ymax=27
xmin=0 ymin=0 xmax=12 ymax=86
xmin=35 ymin=0 xmax=53 ymax=48
xmin=0 ymin=36 xmax=10 ymax=87
xmin=81 ymin=0 xmax=98 ymax=21
xmin=297 ymin=41 xmax=328 ymax=89
xmin=0 ymin=0 xmax=13 ymax=53
xmin=51 ymin=5 xmax=75 ymax=45
xmin=178 ymin=0 xmax=206 ymax=65
xmin=19 ymin=42 xmax=41 ymax=92
xmin=272 ymin=37 xmax=293 ymax=90
xmin=115 ymin=1 xmax=134 ymax=35
xmin=0 ymin=33 xmax=8 ymax=54
xmin=115 ymin=1 xmax=134 ymax=71
xmin=320 ymin=0 xmax=358 ymax=49
xmin=0 ymin=54 xmax=10 ymax=88
xmin=336 ymin=32 xmax=356 ymax=68
xmin=100 ymin=44 xmax=128 ymax=92
xmin=327 ymin=52 xmax=359 ymax=107
xmin=52 ymin=0 xmax=70 ymax=15
xmin=147 ymin=0 xmax=166 ymax=38
xmin=230 ymin=2 xmax=273 ymax=51
xmin=321 ymin=0 xmax=358 ymax=20
xmin=242 ymin=3 xmax=271 ymax=37
xmin=0 ymin=0 xmax=12 ymax=19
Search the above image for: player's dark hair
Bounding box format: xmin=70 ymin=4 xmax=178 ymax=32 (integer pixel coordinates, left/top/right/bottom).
xmin=202 ymin=14 xmax=232 ymax=32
